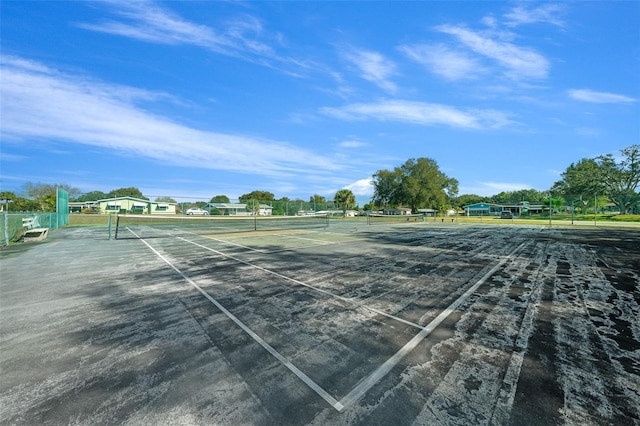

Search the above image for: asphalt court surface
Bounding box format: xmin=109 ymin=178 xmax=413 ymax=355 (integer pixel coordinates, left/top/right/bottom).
xmin=1 ymin=221 xmax=639 ymax=425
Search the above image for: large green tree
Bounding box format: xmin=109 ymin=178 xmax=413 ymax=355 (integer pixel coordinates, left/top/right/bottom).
xmin=597 ymin=145 xmax=640 ymax=214
xmin=372 ymin=158 xmax=458 ymax=212
xmin=551 ymin=158 xmax=605 ymax=197
xmin=239 ymin=191 xmax=274 ymax=202
xmin=270 ymin=197 xmax=293 ymax=216
xmin=210 ymin=195 xmax=230 ymax=203
xmin=490 ymin=189 xmax=547 ymax=204
xmin=372 ymin=169 xmax=402 ymax=208
xmin=552 ymin=145 xmax=640 ymax=214
xmin=334 ymin=189 xmax=355 ymax=216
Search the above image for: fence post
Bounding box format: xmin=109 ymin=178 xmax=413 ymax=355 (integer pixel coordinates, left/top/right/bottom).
xmin=3 ymin=210 xmax=8 ymax=246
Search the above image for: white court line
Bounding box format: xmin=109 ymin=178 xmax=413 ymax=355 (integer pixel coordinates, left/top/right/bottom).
xmin=128 ymin=228 xmax=344 ymax=411
xmin=134 ymin=227 xmax=526 ymax=412
xmin=176 ymin=236 xmax=426 ymax=331
xmin=490 ymin=244 xmax=545 ymax=424
xmin=337 ymin=241 xmax=528 ymax=410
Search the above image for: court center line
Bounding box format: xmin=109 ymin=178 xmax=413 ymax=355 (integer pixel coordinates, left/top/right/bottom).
xmin=176 ymin=236 xmax=425 ymax=331
xmin=337 ymin=241 xmax=528 ymax=410
xmin=128 ymin=228 xmax=344 ymax=412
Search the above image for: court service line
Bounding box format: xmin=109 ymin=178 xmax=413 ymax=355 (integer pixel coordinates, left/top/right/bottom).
xmin=337 ymin=241 xmax=528 ymax=410
xmin=128 ymin=228 xmax=344 ymax=411
xmin=176 ymin=236 xmax=425 ymax=331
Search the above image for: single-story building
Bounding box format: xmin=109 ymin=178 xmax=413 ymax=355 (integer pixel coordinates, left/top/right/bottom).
xmin=463 ymin=203 xmax=503 ymax=216
xmin=68 ymin=201 xmax=98 ymax=213
xmin=417 ymin=208 xmax=436 ymax=216
xmin=463 ymin=202 xmax=546 ymax=217
xmin=500 ymin=202 xmax=545 ymax=215
xmin=95 ymin=197 xmax=177 ymax=215
xmin=383 ymin=207 xmax=413 ymax=215
xmin=207 ymin=203 xmax=273 ymax=216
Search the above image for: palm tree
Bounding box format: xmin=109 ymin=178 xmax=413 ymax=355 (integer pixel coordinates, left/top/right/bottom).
xmin=334 ymin=189 xmax=355 ymax=217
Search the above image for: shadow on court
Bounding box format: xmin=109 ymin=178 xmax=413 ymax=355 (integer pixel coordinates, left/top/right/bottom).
xmin=1 ymin=224 xmax=638 ymax=425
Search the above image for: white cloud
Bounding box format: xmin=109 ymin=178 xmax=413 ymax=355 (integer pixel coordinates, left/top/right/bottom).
xmin=78 ymin=2 xmax=225 ymax=48
xmin=436 ymin=24 xmax=549 ymax=80
xmin=399 ymin=44 xmax=482 ymax=80
xmin=343 ymin=48 xmax=397 ymax=93
xmin=461 ymin=181 xmax=535 ymax=196
xmin=76 ymin=2 xmax=294 ymax=69
xmin=338 ymin=140 xmax=367 ymax=148
xmin=320 ymin=99 xmax=513 ymax=129
xmin=568 ymin=89 xmax=637 ymax=104
xmin=344 ymin=178 xmax=374 ymax=196
xmin=0 ymin=56 xmax=339 ymax=178
xmin=503 ymin=4 xmax=565 ymax=28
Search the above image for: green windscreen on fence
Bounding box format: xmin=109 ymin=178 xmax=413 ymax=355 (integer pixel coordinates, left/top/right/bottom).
xmin=57 ymin=188 xmax=69 ymax=227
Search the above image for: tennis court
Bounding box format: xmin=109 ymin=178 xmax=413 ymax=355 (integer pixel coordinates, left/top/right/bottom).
xmin=1 ymin=220 xmax=638 ymax=425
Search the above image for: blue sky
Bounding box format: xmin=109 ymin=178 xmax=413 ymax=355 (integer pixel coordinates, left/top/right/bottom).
xmin=1 ymin=1 xmax=638 ymax=204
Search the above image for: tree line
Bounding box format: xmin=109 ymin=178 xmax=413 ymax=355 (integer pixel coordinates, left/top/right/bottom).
xmin=2 ymin=145 xmax=637 ymax=215
xmin=369 ymin=145 xmax=639 ymax=215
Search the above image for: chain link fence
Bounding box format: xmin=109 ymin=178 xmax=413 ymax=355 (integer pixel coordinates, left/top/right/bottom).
xmin=1 ymin=189 xmax=69 ymax=246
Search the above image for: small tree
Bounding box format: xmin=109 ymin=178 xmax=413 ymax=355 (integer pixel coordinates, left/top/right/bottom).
xmin=245 ymin=199 xmax=261 ymax=215
xmin=334 ymin=189 xmax=355 ymax=217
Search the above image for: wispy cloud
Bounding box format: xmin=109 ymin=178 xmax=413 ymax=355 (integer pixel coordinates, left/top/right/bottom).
xmin=0 ymin=56 xmax=339 ymax=177
xmin=568 ymin=89 xmax=637 ymax=104
xmin=76 ymin=1 xmax=300 ymax=70
xmin=338 ymin=140 xmax=367 ymax=149
xmin=342 ymin=48 xmax=397 ymax=93
xmin=436 ymin=24 xmax=549 ymax=80
xmin=320 ymin=99 xmax=513 ymax=129
xmin=399 ymin=43 xmax=483 ymax=80
xmin=78 ymin=2 xmax=227 ymax=48
xmin=503 ymin=4 xmax=565 ymax=28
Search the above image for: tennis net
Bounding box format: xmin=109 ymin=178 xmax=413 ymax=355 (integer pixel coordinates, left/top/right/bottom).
xmin=367 ymin=213 xmax=425 ymax=225
xmin=114 ymin=214 xmax=329 ymax=239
